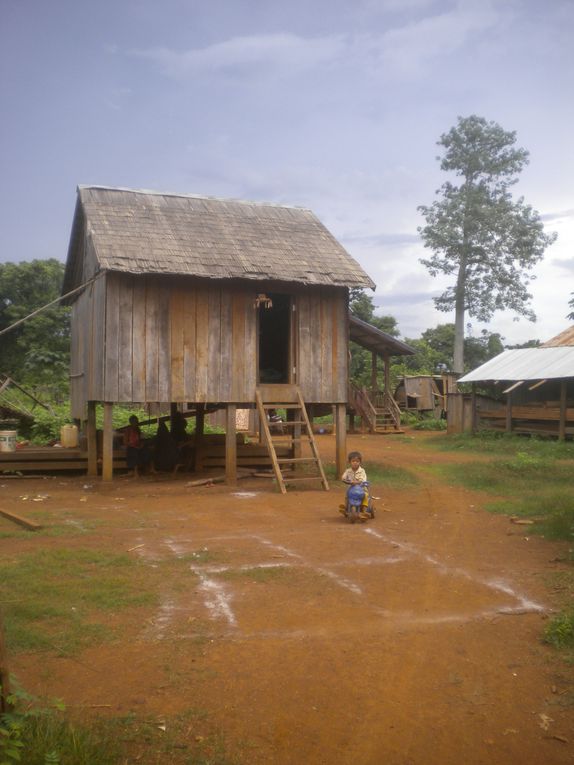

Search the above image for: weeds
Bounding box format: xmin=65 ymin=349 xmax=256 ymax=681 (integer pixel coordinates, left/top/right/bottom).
xmin=0 ymin=549 xmax=157 ymax=654
xmin=544 ymin=611 xmax=574 ymax=649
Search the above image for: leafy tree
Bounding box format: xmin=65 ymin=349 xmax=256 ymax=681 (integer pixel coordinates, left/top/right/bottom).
xmin=418 ymin=115 xmax=557 ymax=374
xmin=395 ymin=323 xmax=504 ymax=376
xmin=0 ymin=259 xmax=70 ymax=396
xmin=348 ymin=290 xmax=400 ymax=387
xmin=568 ymin=293 xmax=574 ymax=321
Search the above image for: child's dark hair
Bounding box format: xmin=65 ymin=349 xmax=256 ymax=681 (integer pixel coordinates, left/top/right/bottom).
xmin=347 ymin=451 xmax=362 ymax=462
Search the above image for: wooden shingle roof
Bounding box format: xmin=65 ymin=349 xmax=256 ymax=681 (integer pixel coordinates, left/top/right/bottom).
xmin=63 ymin=186 xmax=376 ymax=292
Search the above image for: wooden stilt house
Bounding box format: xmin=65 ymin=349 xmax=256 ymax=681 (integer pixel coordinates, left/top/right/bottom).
xmin=62 ymin=186 xmax=376 ymax=487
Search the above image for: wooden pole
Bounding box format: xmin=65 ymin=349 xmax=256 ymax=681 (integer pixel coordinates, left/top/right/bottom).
xmin=471 ymin=383 xmax=477 ymax=434
xmin=102 ymin=402 xmax=114 ymax=481
xmin=371 ymin=351 xmax=377 ymax=395
xmin=226 ymin=404 xmax=237 ymax=485
xmin=559 ymin=380 xmax=567 ymax=441
xmin=87 ymin=401 xmax=98 ymax=477
xmin=194 ymin=404 xmax=205 ymax=471
xmin=505 ymin=392 xmax=513 ymax=434
xmin=335 ymin=403 xmax=347 ymax=478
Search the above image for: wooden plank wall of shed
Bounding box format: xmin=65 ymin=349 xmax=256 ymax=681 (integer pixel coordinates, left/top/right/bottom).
xmin=71 ymin=274 xmax=348 ymax=409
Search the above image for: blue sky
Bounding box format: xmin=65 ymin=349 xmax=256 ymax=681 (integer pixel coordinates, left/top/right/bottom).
xmin=1 ymin=0 xmax=573 ymax=344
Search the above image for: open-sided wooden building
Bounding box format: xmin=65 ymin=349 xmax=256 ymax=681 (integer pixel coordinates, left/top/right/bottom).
xmin=62 ymin=186 xmax=376 ymax=487
xmin=451 ymin=327 xmax=574 ymax=439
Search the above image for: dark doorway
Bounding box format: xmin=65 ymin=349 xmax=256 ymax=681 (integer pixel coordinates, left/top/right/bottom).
xmin=258 ymin=293 xmax=291 ymax=384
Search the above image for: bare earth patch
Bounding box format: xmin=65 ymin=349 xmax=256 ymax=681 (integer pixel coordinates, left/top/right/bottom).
xmin=2 ymin=431 xmax=573 ymax=764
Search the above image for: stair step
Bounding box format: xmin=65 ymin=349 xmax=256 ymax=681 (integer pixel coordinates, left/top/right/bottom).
xmin=283 ymin=475 xmax=324 ymax=484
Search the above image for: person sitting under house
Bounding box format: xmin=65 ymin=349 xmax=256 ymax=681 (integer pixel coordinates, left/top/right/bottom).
xmin=123 ymin=415 xmax=154 ymax=477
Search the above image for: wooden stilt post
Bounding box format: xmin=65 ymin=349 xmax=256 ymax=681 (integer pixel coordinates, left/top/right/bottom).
xmin=559 ymin=380 xmax=567 ymax=441
xmin=226 ymin=404 xmax=237 ymax=485
xmin=505 ymin=393 xmax=513 ymax=434
xmin=371 ymin=351 xmax=377 ymax=396
xmin=102 ymin=402 xmax=114 ymax=481
xmin=194 ymin=404 xmax=205 ymax=471
xmin=335 ymin=403 xmax=347 ymax=479
xmin=87 ymin=401 xmax=98 ymax=477
xmin=471 ymin=383 xmax=477 ymax=434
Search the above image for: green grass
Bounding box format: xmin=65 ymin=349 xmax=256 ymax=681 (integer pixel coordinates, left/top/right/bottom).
xmin=2 ymin=691 xmax=237 ymax=765
xmin=437 ymin=453 xmax=572 ymax=495
xmin=412 ymin=418 xmax=447 ymax=431
xmin=424 ymin=430 xmax=574 ymax=459
xmin=325 ymin=461 xmax=418 ymax=489
xmin=0 ymin=549 xmax=158 ymax=655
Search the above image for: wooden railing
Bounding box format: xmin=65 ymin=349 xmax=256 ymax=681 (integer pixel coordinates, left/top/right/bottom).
xmin=348 ymin=383 xmax=376 ymax=431
xmin=383 ymin=390 xmax=402 ymax=430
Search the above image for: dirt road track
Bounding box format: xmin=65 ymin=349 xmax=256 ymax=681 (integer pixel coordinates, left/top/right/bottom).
xmin=3 ymin=431 xmax=573 ymax=764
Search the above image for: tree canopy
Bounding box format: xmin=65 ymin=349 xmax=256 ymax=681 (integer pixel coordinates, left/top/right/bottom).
xmin=418 ymin=115 xmax=557 ymax=374
xmin=0 ymin=259 xmax=70 ymax=395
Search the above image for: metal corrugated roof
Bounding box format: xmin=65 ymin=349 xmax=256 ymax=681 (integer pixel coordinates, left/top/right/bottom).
xmin=63 ymin=186 xmax=376 ymax=293
xmin=458 ymin=347 xmax=574 ymax=383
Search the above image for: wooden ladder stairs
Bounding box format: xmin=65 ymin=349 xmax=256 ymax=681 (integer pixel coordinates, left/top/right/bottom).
xmin=255 ymin=385 xmax=330 ymax=494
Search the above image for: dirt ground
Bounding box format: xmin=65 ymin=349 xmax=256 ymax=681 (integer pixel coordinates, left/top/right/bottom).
xmin=2 ymin=430 xmax=574 ymax=764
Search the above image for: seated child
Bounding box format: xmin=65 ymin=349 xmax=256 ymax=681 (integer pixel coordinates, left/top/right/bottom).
xmin=341 ymin=450 xmax=371 ymax=518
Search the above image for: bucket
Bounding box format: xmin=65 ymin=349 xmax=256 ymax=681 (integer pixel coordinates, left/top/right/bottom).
xmin=60 ymin=424 xmax=79 ymax=448
xmin=0 ymin=430 xmax=17 ymax=452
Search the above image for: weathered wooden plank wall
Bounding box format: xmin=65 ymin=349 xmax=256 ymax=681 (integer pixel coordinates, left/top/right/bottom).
xmin=70 ymin=276 xmax=348 ymax=408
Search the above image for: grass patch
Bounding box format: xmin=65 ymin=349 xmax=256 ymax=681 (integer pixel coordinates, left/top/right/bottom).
xmin=438 ymin=453 xmax=572 ymax=495
xmin=544 ymin=610 xmax=574 ymax=650
xmin=2 ymin=685 xmax=237 ymax=765
xmin=412 ymin=418 xmax=447 ymax=431
xmin=424 ymin=430 xmax=574 ymax=459
xmin=0 ymin=549 xmax=158 ymax=655
xmin=325 ymin=462 xmax=418 ymax=489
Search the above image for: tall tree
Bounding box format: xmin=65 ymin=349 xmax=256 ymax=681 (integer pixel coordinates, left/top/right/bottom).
xmin=0 ymin=259 xmax=70 ymax=393
xmin=568 ymin=293 xmax=574 ymax=321
xmin=418 ymin=115 xmax=556 ymax=374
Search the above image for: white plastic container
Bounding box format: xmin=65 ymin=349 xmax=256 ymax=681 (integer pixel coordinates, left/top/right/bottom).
xmin=60 ymin=424 xmax=79 ymax=448
xmin=0 ymin=430 xmax=17 ymax=452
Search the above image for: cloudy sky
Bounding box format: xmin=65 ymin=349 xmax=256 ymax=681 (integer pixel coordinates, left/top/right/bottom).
xmin=1 ymin=0 xmax=573 ymax=344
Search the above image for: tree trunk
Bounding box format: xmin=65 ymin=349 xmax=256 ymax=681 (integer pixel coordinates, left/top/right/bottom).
xmin=453 ymin=260 xmax=466 ymax=375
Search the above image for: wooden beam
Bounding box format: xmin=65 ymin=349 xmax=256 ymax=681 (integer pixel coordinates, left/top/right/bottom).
xmin=226 ymin=404 xmax=237 ymax=485
xmin=87 ymin=401 xmax=98 ymax=477
xmin=502 ymin=380 xmax=524 ymax=394
xmin=559 ymin=380 xmax=567 ymax=441
xmin=371 ymin=351 xmax=377 ymax=394
xmin=194 ymin=404 xmax=205 ymax=471
xmin=471 ymin=383 xmax=477 ymax=434
xmin=102 ymin=402 xmax=114 ymax=481
xmin=506 ymin=392 xmax=513 ymax=434
xmin=335 ymin=403 xmax=347 ymax=478
xmin=0 ymin=508 xmax=42 ymax=531
xmin=528 ymin=379 xmax=547 ymax=391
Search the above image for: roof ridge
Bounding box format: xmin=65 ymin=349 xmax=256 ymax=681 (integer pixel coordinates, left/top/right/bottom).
xmin=78 ymin=185 xmax=310 ymax=212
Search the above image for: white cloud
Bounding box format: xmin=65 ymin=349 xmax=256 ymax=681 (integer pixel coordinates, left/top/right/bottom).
xmin=376 ymin=0 xmax=505 ymax=76
xmin=132 ymin=33 xmax=347 ymax=79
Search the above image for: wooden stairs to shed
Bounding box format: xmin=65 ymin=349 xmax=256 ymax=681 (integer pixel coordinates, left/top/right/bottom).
xmin=255 ymin=385 xmax=329 ymax=494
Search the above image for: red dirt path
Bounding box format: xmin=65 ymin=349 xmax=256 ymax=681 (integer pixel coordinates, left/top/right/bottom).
xmin=2 ymin=430 xmax=573 ymax=764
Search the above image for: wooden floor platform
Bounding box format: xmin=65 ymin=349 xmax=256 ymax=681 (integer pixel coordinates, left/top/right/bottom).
xmin=0 ymin=447 xmax=127 ymax=474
